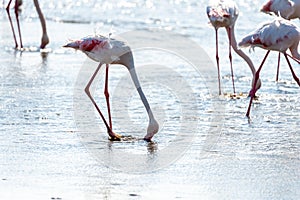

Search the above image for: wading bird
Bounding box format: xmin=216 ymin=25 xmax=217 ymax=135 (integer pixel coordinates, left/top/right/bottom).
xmin=64 ymin=35 xmax=159 ymax=141
xmin=239 ymin=18 xmax=300 ymax=117
xmin=207 ymin=0 xmax=261 ymax=95
xmin=261 ymin=0 xmax=300 ymax=81
xmin=261 ymin=0 xmax=300 ymax=20
xmin=6 ymin=0 xmax=49 ymax=49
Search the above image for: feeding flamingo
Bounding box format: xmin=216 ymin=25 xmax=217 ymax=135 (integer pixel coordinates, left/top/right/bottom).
xmin=206 ymin=0 xmax=261 ymax=95
xmin=6 ymin=0 xmax=49 ymax=49
xmin=64 ymin=35 xmax=159 ymax=141
xmin=261 ymin=0 xmax=300 ymax=81
xmin=239 ymin=18 xmax=300 ymax=117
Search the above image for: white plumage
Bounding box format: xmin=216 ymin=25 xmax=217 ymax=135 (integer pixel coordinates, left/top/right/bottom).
xmin=239 ymin=18 xmax=300 ymax=58
xmin=261 ymin=0 xmax=300 ymax=20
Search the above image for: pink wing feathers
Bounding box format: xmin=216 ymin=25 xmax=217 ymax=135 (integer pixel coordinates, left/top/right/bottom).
xmin=64 ymin=36 xmax=111 ymax=52
xmin=261 ymin=0 xmax=296 ymax=19
xmin=239 ymin=18 xmax=300 ymax=52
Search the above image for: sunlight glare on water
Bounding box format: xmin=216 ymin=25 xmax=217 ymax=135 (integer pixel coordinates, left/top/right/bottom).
xmin=0 ymin=0 xmax=299 ymax=199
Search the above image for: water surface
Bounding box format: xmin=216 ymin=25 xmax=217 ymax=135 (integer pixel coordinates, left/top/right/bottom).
xmin=0 ymin=1 xmax=299 ymax=199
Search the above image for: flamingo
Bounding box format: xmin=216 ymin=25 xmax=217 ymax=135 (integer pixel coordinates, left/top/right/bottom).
xmin=238 ymin=18 xmax=300 ymax=117
xmin=261 ymin=0 xmax=300 ymax=20
xmin=6 ymin=0 xmax=49 ymax=49
xmin=63 ymin=35 xmax=159 ymax=141
xmin=206 ymin=0 xmax=261 ymax=95
xmin=261 ymin=0 xmax=300 ymax=81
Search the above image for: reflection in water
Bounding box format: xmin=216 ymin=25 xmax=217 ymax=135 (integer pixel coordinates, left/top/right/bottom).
xmin=147 ymin=141 xmax=158 ymax=154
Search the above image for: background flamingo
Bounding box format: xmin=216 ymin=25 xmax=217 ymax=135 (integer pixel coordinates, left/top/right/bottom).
xmin=239 ymin=18 xmax=300 ymax=117
xmin=6 ymin=0 xmax=49 ymax=49
xmin=206 ymin=0 xmax=261 ymax=95
xmin=64 ymin=35 xmax=159 ymax=141
xmin=261 ymin=0 xmax=300 ymax=81
xmin=261 ymin=0 xmax=300 ymax=20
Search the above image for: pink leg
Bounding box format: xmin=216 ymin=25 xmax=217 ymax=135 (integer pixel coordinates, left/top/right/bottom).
xmin=6 ymin=0 xmax=18 ymax=48
xmin=226 ymin=27 xmax=236 ymax=94
xmin=14 ymin=0 xmax=23 ymax=48
xmin=84 ymin=63 xmax=120 ymax=140
xmin=104 ymin=64 xmax=113 ymax=130
xmin=215 ymin=28 xmax=221 ymax=95
xmin=287 ymin=54 xmax=300 ymax=64
xmin=276 ymin=53 xmax=280 ymax=82
xmin=284 ymin=53 xmax=300 ymax=86
xmin=246 ymin=50 xmax=270 ymax=118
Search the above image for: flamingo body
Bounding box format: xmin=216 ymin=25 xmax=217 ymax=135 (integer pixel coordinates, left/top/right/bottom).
xmin=65 ymin=36 xmax=129 ymax=64
xmin=207 ymin=0 xmax=238 ymax=29
xmin=239 ymin=18 xmax=300 ymax=117
xmin=261 ymin=0 xmax=300 ymax=20
xmin=64 ymin=35 xmax=159 ymax=141
xmin=260 ymin=0 xmax=300 ymax=81
xmin=239 ymin=18 xmax=300 ymax=59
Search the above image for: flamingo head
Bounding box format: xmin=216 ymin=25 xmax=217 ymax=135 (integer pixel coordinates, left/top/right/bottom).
xmin=144 ymin=119 xmax=159 ymax=142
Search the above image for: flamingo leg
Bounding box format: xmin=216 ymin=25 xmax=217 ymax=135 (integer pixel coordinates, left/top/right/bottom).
xmin=14 ymin=0 xmax=23 ymax=48
xmin=284 ymin=53 xmax=300 ymax=86
xmin=33 ymin=0 xmax=49 ymax=49
xmin=276 ymin=53 xmax=280 ymax=82
xmin=104 ymin=64 xmax=113 ymax=131
xmin=286 ymin=53 xmax=300 ymax=64
xmin=6 ymin=0 xmax=18 ymax=48
xmin=246 ymin=50 xmax=270 ymax=118
xmin=84 ymin=63 xmax=120 ymax=140
xmin=226 ymin=27 xmax=236 ymax=94
xmin=215 ymin=28 xmax=222 ymax=95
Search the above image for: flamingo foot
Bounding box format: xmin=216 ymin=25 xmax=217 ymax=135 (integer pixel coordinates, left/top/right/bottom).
xmin=248 ymin=89 xmax=259 ymax=100
xmin=143 ymin=137 xmax=152 ymax=142
xmin=40 ymin=34 xmax=49 ymax=49
xmin=248 ymin=88 xmax=256 ymax=97
xmin=108 ymin=132 xmax=122 ymax=141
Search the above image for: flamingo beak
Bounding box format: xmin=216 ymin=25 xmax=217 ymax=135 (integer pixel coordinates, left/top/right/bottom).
xmin=63 ymin=41 xmax=80 ymax=49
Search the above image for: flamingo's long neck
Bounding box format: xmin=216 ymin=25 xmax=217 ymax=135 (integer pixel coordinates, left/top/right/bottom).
xmin=289 ymin=43 xmax=300 ymax=60
xmin=33 ymin=0 xmax=46 ymax=34
xmin=119 ymin=53 xmax=155 ymax=121
xmin=118 ymin=52 xmax=158 ymax=140
xmin=226 ymin=26 xmax=256 ymax=76
xmin=33 ymin=0 xmax=49 ymax=48
xmin=128 ymin=66 xmax=155 ymax=121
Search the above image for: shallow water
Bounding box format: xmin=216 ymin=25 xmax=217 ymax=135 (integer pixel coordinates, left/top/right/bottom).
xmin=0 ymin=0 xmax=299 ymax=199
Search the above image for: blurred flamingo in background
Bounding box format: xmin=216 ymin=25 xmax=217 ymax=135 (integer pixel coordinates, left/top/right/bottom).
xmin=261 ymin=0 xmax=300 ymax=81
xmin=64 ymin=35 xmax=159 ymax=141
xmin=6 ymin=0 xmax=49 ymax=49
xmin=261 ymin=0 xmax=300 ymax=20
xmin=239 ymin=18 xmax=300 ymax=117
xmin=207 ymin=0 xmax=261 ymax=95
